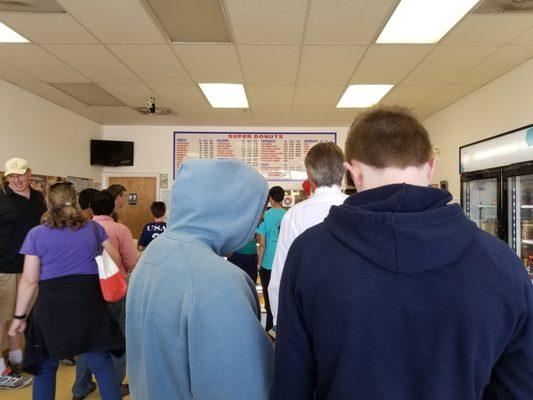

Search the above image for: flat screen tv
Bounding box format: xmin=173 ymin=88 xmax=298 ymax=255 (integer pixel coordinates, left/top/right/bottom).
xmin=90 ymin=140 xmax=134 ymax=166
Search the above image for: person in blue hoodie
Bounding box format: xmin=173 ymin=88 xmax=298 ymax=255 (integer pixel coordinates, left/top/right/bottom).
xmin=126 ymin=159 xmax=273 ymax=400
xmin=273 ymin=107 xmax=533 ymax=400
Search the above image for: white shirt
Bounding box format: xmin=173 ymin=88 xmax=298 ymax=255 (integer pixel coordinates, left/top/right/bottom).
xmin=269 ymin=185 xmax=348 ymax=325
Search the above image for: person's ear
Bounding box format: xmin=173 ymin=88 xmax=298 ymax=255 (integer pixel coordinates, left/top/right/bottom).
xmin=427 ymin=158 xmax=437 ymax=183
xmin=343 ymin=160 xmax=363 ymax=188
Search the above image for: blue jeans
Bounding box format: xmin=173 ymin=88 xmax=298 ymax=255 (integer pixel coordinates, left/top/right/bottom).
xmin=35 ymin=352 xmax=120 ymax=400
xmin=73 ymin=352 xmax=126 ymax=396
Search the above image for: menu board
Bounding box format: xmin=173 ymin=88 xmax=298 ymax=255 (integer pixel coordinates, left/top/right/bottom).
xmin=174 ymin=131 xmax=336 ymax=180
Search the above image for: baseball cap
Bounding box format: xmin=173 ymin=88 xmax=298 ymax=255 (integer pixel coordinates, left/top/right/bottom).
xmin=4 ymin=157 xmax=29 ymax=176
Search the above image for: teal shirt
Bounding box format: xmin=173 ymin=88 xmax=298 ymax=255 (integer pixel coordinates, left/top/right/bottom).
xmin=256 ymin=208 xmax=286 ymax=270
xmin=236 ymin=240 xmax=258 ymax=255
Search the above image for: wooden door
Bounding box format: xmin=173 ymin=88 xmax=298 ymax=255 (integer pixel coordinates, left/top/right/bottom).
xmin=108 ymin=176 xmax=157 ymax=240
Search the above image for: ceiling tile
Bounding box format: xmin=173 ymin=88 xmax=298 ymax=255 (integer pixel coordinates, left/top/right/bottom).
xmin=380 ymin=84 xmax=445 ymax=108
xmin=43 ymin=44 xmax=139 ymax=83
xmin=413 ymin=107 xmax=441 ymax=121
xmin=50 ymin=83 xmax=124 ymax=106
xmin=247 ymin=84 xmax=294 ymax=125
xmin=225 ymin=0 xmax=307 ymax=44
xmin=305 ymin=0 xmax=397 ymax=44
xmin=351 ymin=45 xmax=433 ymax=84
xmin=404 ymin=45 xmax=499 ymax=84
xmin=290 ymin=107 xmax=329 ymax=125
xmin=172 ymin=44 xmax=243 ymax=82
xmin=108 ymin=44 xmax=190 ymax=83
xmin=0 ymin=13 xmax=97 ymax=43
xmin=455 ymin=45 xmax=533 ymax=85
xmin=213 ymin=109 xmax=255 ymax=125
xmin=0 ymin=44 xmax=88 ymax=82
xmin=145 ymin=0 xmax=230 ymax=42
xmin=98 ymin=83 xmax=156 ymax=107
xmin=55 ymin=0 xmax=166 ymax=43
xmin=174 ymin=108 xmax=220 ymax=125
xmin=238 ymin=45 xmax=300 ymax=84
xmin=15 ymin=82 xmax=93 ymax=114
xmin=92 ymin=106 xmax=154 ymax=124
xmin=0 ymin=60 xmax=39 ymax=84
xmin=148 ymin=83 xmax=211 ymax=108
xmin=418 ymin=84 xmax=479 ymax=109
xmin=512 ymin=25 xmax=533 ymax=44
xmin=441 ymin=15 xmax=533 ymax=46
xmin=323 ymin=109 xmax=361 ymax=126
xmin=297 ymin=45 xmax=366 ymax=84
xmin=293 ymin=84 xmax=345 ymax=110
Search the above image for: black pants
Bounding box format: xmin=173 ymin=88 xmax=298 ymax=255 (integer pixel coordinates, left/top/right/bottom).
xmin=228 ymin=253 xmax=258 ymax=283
xmin=259 ymin=267 xmax=273 ymax=331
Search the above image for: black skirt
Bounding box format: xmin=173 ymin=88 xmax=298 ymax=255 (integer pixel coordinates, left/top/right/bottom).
xmin=23 ymin=274 xmax=125 ymax=375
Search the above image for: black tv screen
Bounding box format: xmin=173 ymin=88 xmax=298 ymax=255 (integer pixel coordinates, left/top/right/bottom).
xmin=90 ymin=140 xmax=134 ymax=166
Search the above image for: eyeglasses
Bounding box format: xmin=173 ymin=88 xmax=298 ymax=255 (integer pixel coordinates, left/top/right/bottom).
xmin=6 ymin=173 xmax=29 ymax=181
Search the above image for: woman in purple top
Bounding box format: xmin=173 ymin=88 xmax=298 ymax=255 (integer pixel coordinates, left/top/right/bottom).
xmin=8 ymin=182 xmax=124 ymax=400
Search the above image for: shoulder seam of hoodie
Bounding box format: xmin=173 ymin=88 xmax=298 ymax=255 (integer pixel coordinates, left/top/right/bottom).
xmin=473 ymin=234 xmax=520 ymax=309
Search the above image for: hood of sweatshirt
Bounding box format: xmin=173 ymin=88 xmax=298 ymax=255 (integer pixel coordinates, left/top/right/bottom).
xmin=167 ymin=159 xmax=268 ymax=256
xmin=325 ymin=184 xmax=477 ymax=274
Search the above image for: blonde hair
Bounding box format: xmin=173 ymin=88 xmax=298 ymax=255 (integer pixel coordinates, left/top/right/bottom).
xmin=41 ymin=182 xmax=86 ymax=229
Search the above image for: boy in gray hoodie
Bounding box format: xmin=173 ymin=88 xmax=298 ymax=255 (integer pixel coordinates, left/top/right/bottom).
xmin=126 ymin=159 xmax=273 ymax=399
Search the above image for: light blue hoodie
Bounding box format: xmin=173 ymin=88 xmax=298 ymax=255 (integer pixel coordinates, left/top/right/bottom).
xmin=126 ymin=159 xmax=273 ymax=399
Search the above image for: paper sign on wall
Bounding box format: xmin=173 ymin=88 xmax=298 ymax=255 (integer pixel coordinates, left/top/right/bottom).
xmin=173 ymin=131 xmax=336 ymax=180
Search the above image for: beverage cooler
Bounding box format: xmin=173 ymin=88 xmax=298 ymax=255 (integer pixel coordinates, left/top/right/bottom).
xmin=460 ymin=124 xmax=533 ymax=280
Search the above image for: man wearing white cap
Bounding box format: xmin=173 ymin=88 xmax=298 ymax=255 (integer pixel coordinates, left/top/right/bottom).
xmin=0 ymin=157 xmax=45 ymax=389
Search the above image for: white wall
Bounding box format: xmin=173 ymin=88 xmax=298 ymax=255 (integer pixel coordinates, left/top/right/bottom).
xmin=425 ymin=58 xmax=533 ymax=199
xmin=0 ymin=79 xmax=103 ymax=180
xmin=102 ymin=125 xmax=349 ymax=192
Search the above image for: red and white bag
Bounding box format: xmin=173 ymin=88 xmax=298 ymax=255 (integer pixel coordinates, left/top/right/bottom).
xmin=95 ymin=249 xmax=127 ymax=302
xmin=92 ymin=221 xmax=128 ymax=302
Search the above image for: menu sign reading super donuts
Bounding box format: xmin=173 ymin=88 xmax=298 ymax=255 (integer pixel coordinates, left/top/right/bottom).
xmin=174 ymin=131 xmax=336 ymax=180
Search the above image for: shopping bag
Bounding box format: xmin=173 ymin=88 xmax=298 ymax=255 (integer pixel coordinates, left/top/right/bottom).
xmin=95 ymin=249 xmax=128 ymax=302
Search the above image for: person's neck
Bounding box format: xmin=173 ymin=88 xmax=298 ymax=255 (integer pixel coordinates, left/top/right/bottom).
xmin=154 ymin=217 xmax=165 ymax=223
xmin=271 ymin=202 xmax=283 ymax=209
xmin=360 ymin=166 xmax=429 ymax=192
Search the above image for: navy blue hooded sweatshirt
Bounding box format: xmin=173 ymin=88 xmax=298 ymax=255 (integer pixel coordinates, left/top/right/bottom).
xmin=273 ymin=184 xmax=533 ymax=400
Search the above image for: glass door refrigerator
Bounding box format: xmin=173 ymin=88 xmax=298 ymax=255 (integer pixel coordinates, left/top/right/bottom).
xmin=461 ymin=170 xmax=501 ymax=239
xmin=460 ymin=124 xmax=533 ymax=280
xmin=503 ymin=163 xmax=533 ymax=280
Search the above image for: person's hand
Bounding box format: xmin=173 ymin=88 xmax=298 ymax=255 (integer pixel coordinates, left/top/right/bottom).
xmin=8 ymin=319 xmax=26 ymax=337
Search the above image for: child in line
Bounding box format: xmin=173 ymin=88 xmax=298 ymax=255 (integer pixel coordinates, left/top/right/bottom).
xmin=138 ymin=201 xmax=167 ymax=251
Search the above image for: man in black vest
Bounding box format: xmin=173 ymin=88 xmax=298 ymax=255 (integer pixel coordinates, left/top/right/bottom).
xmin=0 ymin=157 xmax=45 ymax=389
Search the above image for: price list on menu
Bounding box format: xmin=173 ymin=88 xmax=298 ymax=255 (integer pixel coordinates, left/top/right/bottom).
xmin=174 ymin=131 xmax=336 ymax=180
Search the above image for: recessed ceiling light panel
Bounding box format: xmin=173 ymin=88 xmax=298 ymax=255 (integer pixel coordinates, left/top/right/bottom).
xmin=199 ymin=83 xmax=249 ymax=108
xmin=337 ymin=85 xmax=394 ymax=108
xmin=0 ymin=22 xmax=29 ymax=43
xmin=377 ymin=0 xmax=480 ymax=44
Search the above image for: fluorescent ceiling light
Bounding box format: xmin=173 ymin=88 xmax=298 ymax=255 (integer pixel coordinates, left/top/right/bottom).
xmin=337 ymin=85 xmax=394 ymax=108
xmin=377 ymin=0 xmax=479 ymax=44
xmin=199 ymin=83 xmax=249 ymax=108
xmin=0 ymin=22 xmax=29 ymax=43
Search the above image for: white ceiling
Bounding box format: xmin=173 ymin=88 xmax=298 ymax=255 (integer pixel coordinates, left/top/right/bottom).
xmin=0 ymin=0 xmax=533 ymax=126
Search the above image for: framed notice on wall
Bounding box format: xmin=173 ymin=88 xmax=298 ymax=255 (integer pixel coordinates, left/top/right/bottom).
xmin=173 ymin=131 xmax=337 ymax=180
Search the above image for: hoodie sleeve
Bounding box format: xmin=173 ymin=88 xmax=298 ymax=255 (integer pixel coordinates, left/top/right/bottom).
xmin=487 ymin=277 xmax=533 ymax=399
xmin=273 ymin=236 xmax=316 ymax=400
xmin=188 ymin=269 xmax=273 ymax=400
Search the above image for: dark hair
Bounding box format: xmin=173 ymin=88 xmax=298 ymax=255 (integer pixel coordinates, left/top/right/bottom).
xmin=78 ymin=188 xmax=99 ymax=210
xmin=41 ymin=182 xmax=86 ymax=229
xmin=151 ymin=201 xmax=166 ymax=218
xmin=107 ymin=184 xmax=126 ymax=200
xmin=345 ymin=106 xmax=432 ymax=168
xmin=305 ymin=142 xmax=345 ymax=187
xmin=269 ymin=186 xmax=285 ymax=204
xmin=91 ymin=190 xmax=116 ymax=216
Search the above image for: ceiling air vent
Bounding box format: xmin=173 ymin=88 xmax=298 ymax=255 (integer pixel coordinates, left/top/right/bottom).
xmin=474 ymin=0 xmax=533 ymax=14
xmin=0 ymin=0 xmax=64 ymax=13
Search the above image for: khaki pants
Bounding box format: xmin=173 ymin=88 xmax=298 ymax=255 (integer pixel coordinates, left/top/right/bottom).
xmin=0 ymin=273 xmax=20 ymax=352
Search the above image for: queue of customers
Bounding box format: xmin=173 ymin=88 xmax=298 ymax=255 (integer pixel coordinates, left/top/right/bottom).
xmin=0 ymin=106 xmax=532 ymax=400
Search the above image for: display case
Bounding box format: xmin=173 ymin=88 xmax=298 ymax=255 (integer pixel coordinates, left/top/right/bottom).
xmin=504 ymin=166 xmax=533 ymax=280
